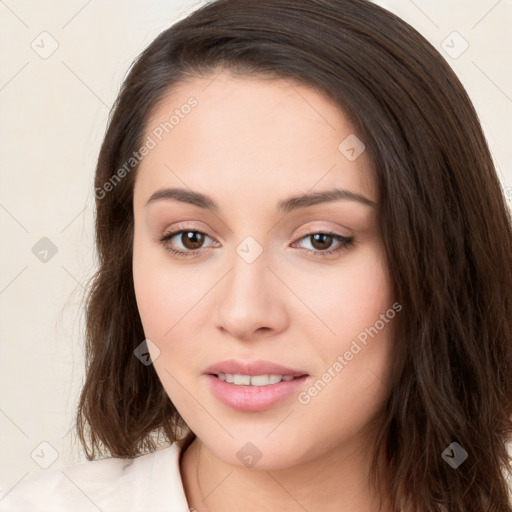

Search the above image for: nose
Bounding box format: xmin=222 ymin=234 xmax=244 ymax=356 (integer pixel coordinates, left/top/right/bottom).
xmin=213 ymin=244 xmax=289 ymax=342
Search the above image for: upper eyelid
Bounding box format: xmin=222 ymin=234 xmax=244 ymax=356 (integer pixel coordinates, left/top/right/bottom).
xmin=161 ymin=220 xmax=352 ymax=238
xmin=160 ymin=226 xmax=351 ymax=247
xmin=160 ymin=227 xmax=216 ymax=242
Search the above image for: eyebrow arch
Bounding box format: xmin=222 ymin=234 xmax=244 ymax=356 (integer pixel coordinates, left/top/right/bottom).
xmin=145 ymin=187 xmax=377 ymax=212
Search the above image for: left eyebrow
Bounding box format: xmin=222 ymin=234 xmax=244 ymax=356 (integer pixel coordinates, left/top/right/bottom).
xmin=145 ymin=187 xmax=218 ymax=211
xmin=145 ymin=187 xmax=377 ymax=212
xmin=277 ymin=187 xmax=377 ymax=212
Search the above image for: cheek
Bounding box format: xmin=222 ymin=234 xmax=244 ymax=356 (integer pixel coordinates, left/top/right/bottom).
xmin=297 ymin=243 xmax=392 ymax=354
xmin=132 ymin=225 xmax=195 ymax=334
xmin=295 ymin=244 xmax=394 ymax=408
xmin=338 ymin=248 xmax=394 ymax=379
xmin=132 ymin=231 xmax=217 ymax=383
xmin=341 ymin=251 xmax=391 ymax=336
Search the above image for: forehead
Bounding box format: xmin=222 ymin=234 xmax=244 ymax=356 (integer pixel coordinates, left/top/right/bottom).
xmin=134 ymin=71 xmax=376 ymax=210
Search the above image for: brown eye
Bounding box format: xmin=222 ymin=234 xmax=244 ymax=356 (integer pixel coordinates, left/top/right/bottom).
xmin=309 ymin=233 xmax=335 ymax=251
xmin=159 ymin=228 xmax=217 ymax=258
xmin=292 ymin=230 xmax=355 ymax=258
xmin=180 ymin=231 xmax=206 ymax=250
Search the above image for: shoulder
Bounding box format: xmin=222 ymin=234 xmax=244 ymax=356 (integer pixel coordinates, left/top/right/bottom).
xmin=0 ymin=443 xmax=190 ymax=512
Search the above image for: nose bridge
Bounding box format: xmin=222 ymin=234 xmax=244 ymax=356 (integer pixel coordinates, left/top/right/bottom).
xmin=214 ymin=235 xmax=285 ymax=338
xmin=224 ymin=237 xmax=270 ymax=311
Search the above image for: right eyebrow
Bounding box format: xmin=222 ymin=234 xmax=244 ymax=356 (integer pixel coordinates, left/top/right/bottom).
xmin=145 ymin=187 xmax=377 ymax=212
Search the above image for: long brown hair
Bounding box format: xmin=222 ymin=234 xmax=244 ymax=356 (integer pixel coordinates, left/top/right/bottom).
xmin=76 ymin=0 xmax=512 ymax=510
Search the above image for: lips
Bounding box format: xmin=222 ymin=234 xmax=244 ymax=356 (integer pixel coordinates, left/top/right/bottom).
xmin=203 ymin=358 xmax=309 ymax=377
xmin=205 ymin=373 xmax=310 ymax=412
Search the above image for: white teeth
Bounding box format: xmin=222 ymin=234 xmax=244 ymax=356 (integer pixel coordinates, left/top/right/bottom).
xmin=216 ymin=373 xmax=298 ymax=386
xmin=234 ymin=374 xmax=251 ymax=385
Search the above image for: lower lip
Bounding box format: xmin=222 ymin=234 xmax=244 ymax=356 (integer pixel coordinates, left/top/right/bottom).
xmin=205 ymin=374 xmax=309 ymax=412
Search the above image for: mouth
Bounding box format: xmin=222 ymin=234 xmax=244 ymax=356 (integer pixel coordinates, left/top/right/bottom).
xmin=205 ymin=372 xmax=310 ymax=412
xmin=210 ymin=372 xmax=308 ymax=386
xmin=204 ymin=358 xmax=309 ymax=380
xmin=203 ymin=359 xmax=310 ymax=411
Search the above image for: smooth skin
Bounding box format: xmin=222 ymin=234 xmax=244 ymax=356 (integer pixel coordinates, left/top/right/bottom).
xmin=132 ymin=69 xmax=396 ymax=512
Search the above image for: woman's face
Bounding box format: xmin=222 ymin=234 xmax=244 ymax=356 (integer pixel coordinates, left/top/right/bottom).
xmin=132 ymin=70 xmax=397 ymax=469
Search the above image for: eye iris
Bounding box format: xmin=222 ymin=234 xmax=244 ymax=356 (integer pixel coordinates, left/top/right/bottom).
xmin=311 ymin=233 xmax=333 ymax=250
xmin=182 ymin=231 xmax=204 ymax=250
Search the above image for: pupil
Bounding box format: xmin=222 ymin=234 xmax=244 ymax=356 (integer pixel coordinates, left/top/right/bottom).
xmin=183 ymin=231 xmax=204 ymax=249
xmin=312 ymin=233 xmax=332 ymax=250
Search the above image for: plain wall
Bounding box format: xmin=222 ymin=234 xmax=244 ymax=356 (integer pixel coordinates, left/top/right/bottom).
xmin=0 ymin=0 xmax=511 ymax=491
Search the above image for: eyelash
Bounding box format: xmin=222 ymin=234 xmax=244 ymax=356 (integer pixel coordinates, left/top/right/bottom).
xmin=158 ymin=228 xmax=355 ymax=259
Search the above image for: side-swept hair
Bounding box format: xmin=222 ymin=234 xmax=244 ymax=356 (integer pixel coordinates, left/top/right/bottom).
xmin=76 ymin=1 xmax=512 ymax=510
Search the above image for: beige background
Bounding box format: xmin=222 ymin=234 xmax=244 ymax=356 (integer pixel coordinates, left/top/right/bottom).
xmin=0 ymin=0 xmax=511 ymax=491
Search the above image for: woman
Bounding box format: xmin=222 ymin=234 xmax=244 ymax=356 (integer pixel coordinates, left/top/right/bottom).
xmin=2 ymin=0 xmax=511 ymax=510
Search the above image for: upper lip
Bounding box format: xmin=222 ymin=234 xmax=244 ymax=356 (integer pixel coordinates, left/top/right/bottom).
xmin=204 ymin=359 xmax=309 ymax=377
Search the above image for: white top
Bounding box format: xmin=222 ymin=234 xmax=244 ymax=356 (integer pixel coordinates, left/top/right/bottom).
xmin=0 ymin=443 xmax=191 ymax=512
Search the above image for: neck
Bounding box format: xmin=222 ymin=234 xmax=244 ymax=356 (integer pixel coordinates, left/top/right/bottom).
xmin=179 ymin=431 xmax=390 ymax=512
